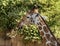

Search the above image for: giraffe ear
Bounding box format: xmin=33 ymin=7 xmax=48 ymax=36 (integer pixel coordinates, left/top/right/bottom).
xmin=41 ymin=16 xmax=48 ymax=20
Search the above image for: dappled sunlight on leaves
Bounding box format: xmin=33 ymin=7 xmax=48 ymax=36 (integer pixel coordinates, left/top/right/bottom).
xmin=18 ymin=25 xmax=42 ymax=42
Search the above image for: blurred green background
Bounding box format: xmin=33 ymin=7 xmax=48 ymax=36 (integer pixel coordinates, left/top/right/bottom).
xmin=0 ymin=0 xmax=60 ymax=42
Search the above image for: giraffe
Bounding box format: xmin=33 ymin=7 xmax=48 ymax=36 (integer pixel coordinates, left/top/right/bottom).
xmin=17 ymin=5 xmax=60 ymax=46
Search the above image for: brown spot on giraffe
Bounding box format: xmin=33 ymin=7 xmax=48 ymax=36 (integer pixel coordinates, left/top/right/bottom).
xmin=43 ymin=26 xmax=49 ymax=33
xmin=46 ymin=44 xmax=50 ymax=46
xmin=42 ymin=37 xmax=47 ymax=43
xmin=51 ymin=37 xmax=56 ymax=41
xmin=38 ymin=26 xmax=42 ymax=30
xmin=46 ymin=34 xmax=50 ymax=41
xmin=40 ymin=31 xmax=44 ymax=36
xmin=46 ymin=43 xmax=55 ymax=46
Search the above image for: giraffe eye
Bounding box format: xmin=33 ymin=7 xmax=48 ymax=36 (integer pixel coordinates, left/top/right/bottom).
xmin=35 ymin=14 xmax=39 ymax=17
xmin=19 ymin=26 xmax=23 ymax=29
xmin=27 ymin=17 xmax=30 ymax=18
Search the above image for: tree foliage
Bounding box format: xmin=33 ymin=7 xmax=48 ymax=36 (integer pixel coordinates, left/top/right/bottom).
xmin=18 ymin=25 xmax=42 ymax=42
xmin=0 ymin=0 xmax=60 ymax=41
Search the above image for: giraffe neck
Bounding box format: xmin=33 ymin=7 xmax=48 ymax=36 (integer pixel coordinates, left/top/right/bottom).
xmin=38 ymin=25 xmax=58 ymax=46
xmin=28 ymin=13 xmax=59 ymax=46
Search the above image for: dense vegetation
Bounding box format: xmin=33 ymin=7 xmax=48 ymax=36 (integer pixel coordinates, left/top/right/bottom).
xmin=0 ymin=0 xmax=60 ymax=42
